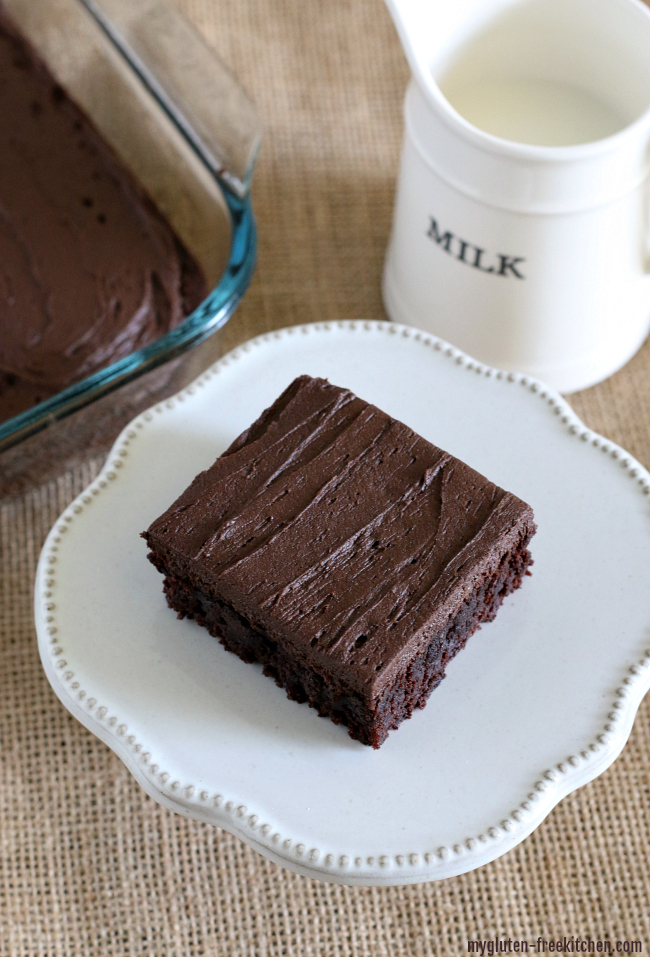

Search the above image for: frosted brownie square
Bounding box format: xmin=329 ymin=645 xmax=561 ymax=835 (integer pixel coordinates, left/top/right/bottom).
xmin=143 ymin=375 xmax=536 ymax=747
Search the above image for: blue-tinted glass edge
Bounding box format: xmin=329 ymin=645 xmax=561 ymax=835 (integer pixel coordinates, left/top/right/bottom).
xmin=0 ymin=189 xmax=256 ymax=452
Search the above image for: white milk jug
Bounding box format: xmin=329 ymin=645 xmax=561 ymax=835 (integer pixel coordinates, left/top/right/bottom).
xmin=382 ymin=0 xmax=650 ymax=392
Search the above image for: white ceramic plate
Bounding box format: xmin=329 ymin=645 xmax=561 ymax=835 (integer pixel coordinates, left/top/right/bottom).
xmin=35 ymin=321 xmax=650 ymax=886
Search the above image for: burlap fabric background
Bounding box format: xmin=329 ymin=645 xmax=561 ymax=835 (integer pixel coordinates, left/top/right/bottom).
xmin=2 ymin=0 xmax=650 ymax=953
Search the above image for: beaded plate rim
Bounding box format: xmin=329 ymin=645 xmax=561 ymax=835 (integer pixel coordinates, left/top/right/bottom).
xmin=35 ymin=320 xmax=650 ymax=886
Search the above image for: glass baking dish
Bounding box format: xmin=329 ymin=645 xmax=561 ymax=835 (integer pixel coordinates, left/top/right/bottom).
xmin=0 ymin=0 xmax=260 ymax=497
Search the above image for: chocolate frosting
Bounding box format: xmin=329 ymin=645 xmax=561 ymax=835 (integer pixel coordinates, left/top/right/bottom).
xmin=0 ymin=7 xmax=206 ymax=422
xmin=145 ymin=376 xmax=535 ymax=700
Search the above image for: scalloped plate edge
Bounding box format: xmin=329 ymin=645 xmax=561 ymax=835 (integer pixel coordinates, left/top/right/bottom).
xmin=34 ymin=320 xmax=650 ymax=885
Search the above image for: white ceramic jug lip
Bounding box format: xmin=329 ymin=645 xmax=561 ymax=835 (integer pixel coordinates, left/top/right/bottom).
xmin=425 ymin=79 xmax=650 ymax=164
xmin=405 ymin=81 xmax=650 ymax=215
xmin=387 ymin=0 xmax=650 ymax=163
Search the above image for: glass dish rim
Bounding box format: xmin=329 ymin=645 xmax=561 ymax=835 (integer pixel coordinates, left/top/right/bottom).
xmin=0 ymin=0 xmax=258 ymax=454
xmin=0 ymin=190 xmax=257 ymax=453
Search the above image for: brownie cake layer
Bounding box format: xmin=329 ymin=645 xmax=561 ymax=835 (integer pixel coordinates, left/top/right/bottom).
xmin=143 ymin=375 xmax=536 ymax=748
